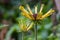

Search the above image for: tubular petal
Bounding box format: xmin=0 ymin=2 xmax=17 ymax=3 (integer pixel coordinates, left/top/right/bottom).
xmin=36 ymin=12 xmax=42 ymax=20
xmin=22 ymin=12 xmax=33 ymax=20
xmin=39 ymin=4 xmax=44 ymax=13
xmin=26 ymin=4 xmax=33 ymax=15
xmin=20 ymin=24 xmax=27 ymax=31
xmin=35 ymin=6 xmax=37 ymax=14
xmin=23 ymin=25 xmax=27 ymax=31
xmin=40 ymin=9 xmax=55 ymax=20
xmin=30 ymin=15 xmax=35 ymax=20
xmin=27 ymin=22 xmax=34 ymax=31
xmin=19 ymin=6 xmax=29 ymax=15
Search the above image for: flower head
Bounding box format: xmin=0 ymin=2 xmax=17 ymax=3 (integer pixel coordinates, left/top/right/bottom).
xmin=19 ymin=4 xmax=55 ymax=20
xmin=18 ymin=20 xmax=34 ymax=32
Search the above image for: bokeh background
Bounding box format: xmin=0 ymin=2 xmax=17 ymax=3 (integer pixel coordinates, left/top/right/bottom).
xmin=0 ymin=0 xmax=60 ymax=40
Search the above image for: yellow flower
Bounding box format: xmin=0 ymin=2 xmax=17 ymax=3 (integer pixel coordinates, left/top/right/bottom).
xmin=19 ymin=4 xmax=55 ymax=20
xmin=18 ymin=20 xmax=34 ymax=32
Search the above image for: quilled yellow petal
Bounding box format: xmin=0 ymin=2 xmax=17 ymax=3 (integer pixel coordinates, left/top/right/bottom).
xmin=21 ymin=12 xmax=33 ymax=20
xmin=19 ymin=6 xmax=29 ymax=15
xmin=19 ymin=20 xmax=27 ymax=31
xmin=35 ymin=6 xmax=37 ymax=14
xmin=30 ymin=15 xmax=35 ymax=20
xmin=26 ymin=4 xmax=33 ymax=15
xmin=39 ymin=4 xmax=44 ymax=13
xmin=36 ymin=12 xmax=42 ymax=20
xmin=27 ymin=22 xmax=34 ymax=31
xmin=40 ymin=9 xmax=55 ymax=20
xmin=37 ymin=4 xmax=44 ymax=20
xmin=20 ymin=24 xmax=27 ymax=31
xmin=23 ymin=25 xmax=27 ymax=31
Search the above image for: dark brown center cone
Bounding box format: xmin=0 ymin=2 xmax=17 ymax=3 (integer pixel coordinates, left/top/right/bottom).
xmin=33 ymin=14 xmax=37 ymax=20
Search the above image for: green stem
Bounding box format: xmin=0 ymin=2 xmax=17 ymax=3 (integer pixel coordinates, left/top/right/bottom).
xmin=34 ymin=21 xmax=37 ymax=40
xmin=22 ymin=32 xmax=24 ymax=40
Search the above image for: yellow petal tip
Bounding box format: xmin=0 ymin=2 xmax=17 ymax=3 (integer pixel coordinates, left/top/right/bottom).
xmin=19 ymin=6 xmax=24 ymax=10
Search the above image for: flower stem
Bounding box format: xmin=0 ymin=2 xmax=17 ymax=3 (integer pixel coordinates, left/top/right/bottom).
xmin=22 ymin=32 xmax=24 ymax=40
xmin=34 ymin=21 xmax=37 ymax=40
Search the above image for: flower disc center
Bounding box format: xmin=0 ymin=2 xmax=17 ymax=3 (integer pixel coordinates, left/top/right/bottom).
xmin=33 ymin=14 xmax=37 ymax=20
